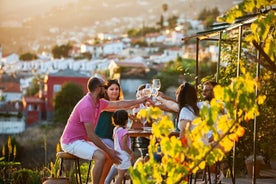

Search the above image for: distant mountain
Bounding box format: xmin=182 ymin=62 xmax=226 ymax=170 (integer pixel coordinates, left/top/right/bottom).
xmin=0 ymin=0 xmax=236 ymax=54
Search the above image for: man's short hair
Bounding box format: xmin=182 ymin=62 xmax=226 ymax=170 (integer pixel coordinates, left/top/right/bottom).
xmin=87 ymin=77 xmax=103 ymax=92
xmin=204 ymin=81 xmax=217 ymax=87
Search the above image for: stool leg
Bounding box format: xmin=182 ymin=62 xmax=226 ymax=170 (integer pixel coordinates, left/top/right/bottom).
xmin=86 ymin=161 xmax=92 ymax=184
xmin=73 ymin=159 xmax=81 ymax=184
xmin=58 ymin=158 xmax=63 ymax=177
xmin=214 ymin=163 xmax=217 ymax=184
xmin=78 ymin=160 xmax=82 ymax=184
xmin=188 ymin=173 xmax=192 ymax=184
xmin=206 ymin=166 xmax=211 ymax=184
xmin=193 ymin=172 xmax=197 ymax=184
xmin=75 ymin=159 xmax=82 ymax=184
xmin=73 ymin=159 xmax=79 ymax=184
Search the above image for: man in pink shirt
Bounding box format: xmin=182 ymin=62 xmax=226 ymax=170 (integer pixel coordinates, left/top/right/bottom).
xmin=60 ymin=77 xmax=149 ymax=184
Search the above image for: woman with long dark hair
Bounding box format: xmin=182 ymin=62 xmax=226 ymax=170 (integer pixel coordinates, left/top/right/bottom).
xmin=176 ymin=82 xmax=199 ymax=138
xmin=156 ymin=82 xmax=199 ymax=138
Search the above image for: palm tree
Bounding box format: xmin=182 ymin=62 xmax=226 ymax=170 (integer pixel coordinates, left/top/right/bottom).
xmin=160 ymin=3 xmax=168 ymax=28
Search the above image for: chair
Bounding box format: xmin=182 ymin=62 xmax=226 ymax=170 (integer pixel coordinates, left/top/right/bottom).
xmin=123 ymin=172 xmax=132 ymax=184
xmin=187 ymin=159 xmax=232 ymax=184
xmin=56 ymin=152 xmax=92 ymax=184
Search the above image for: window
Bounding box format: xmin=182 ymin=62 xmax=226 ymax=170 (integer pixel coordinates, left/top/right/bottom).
xmin=53 ymin=84 xmax=61 ymax=93
xmin=28 ymin=104 xmax=32 ymax=111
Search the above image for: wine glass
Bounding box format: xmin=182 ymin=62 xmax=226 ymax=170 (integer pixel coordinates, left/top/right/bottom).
xmin=152 ymin=79 xmax=161 ymax=104
xmin=152 ymin=79 xmax=161 ymax=90
xmin=151 ymin=88 xmax=158 ymax=102
xmin=143 ymin=83 xmax=152 ymax=98
xmin=136 ymin=90 xmax=142 ymax=99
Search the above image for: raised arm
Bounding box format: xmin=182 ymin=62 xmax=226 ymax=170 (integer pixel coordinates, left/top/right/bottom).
xmin=156 ymin=96 xmax=179 ymax=113
xmin=105 ymin=96 xmax=151 ymax=111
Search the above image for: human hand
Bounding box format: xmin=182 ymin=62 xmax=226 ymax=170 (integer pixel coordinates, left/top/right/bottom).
xmin=145 ymin=97 xmax=155 ymax=106
xmin=130 ymin=152 xmax=136 ymax=161
xmin=109 ymin=149 xmax=122 ymax=165
xmin=158 ymin=91 xmax=165 ymax=98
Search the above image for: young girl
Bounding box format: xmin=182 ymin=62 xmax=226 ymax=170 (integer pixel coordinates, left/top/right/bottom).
xmin=112 ymin=110 xmax=136 ymax=184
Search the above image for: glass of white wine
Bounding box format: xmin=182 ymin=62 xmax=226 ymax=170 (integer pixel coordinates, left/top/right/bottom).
xmin=152 ymin=79 xmax=161 ymax=90
xmin=143 ymin=83 xmax=152 ymax=98
xmin=152 ymin=79 xmax=161 ymax=104
xmin=151 ymin=88 xmax=158 ymax=103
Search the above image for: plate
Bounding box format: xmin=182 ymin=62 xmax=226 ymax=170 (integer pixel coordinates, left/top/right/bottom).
xmin=143 ymin=127 xmax=152 ymax=131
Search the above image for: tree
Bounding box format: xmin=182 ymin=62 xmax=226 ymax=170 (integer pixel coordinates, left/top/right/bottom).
xmin=130 ymin=75 xmax=265 ymax=183
xmin=197 ymin=7 xmax=220 ymax=29
xmin=196 ymin=0 xmax=276 ymax=173
xmin=51 ymin=43 xmax=72 ymax=59
xmin=129 ymin=1 xmax=274 ymax=183
xmin=25 ymin=75 xmax=43 ymax=96
xmin=53 ymin=82 xmax=84 ymax=124
xmin=167 ymin=15 xmax=179 ymax=30
xmin=217 ymin=0 xmax=276 ymax=166
xmin=127 ymin=27 xmax=160 ymax=37
xmin=155 ymin=57 xmax=217 ymax=93
xmin=19 ymin=52 xmax=38 ymax=61
xmin=74 ymin=52 xmax=92 ymax=60
xmin=218 ymin=0 xmax=276 ymax=73
xmin=159 ymin=3 xmax=169 ymax=29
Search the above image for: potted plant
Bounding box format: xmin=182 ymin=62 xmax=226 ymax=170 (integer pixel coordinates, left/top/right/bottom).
xmin=244 ymin=155 xmax=265 ymax=177
xmin=42 ymin=158 xmax=69 ymax=184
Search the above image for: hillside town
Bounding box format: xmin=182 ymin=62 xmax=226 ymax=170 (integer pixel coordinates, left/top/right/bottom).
xmin=1 ymin=1 xmax=276 ymax=184
xmin=0 ymin=14 xmax=222 ymax=135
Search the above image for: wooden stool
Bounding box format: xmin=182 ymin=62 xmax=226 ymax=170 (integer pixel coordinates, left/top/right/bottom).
xmin=56 ymin=152 xmax=82 ymax=184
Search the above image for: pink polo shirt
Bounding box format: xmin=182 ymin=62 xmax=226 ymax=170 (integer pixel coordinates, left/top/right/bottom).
xmin=60 ymin=93 xmax=109 ymax=144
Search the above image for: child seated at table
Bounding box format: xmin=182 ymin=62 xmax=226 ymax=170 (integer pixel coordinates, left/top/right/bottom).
xmin=112 ymin=110 xmax=136 ymax=184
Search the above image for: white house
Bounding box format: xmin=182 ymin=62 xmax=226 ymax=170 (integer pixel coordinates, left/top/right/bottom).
xmin=121 ymin=47 xmax=147 ymax=57
xmin=0 ymin=82 xmax=22 ymax=102
xmin=97 ymin=33 xmax=119 ymax=40
xmin=144 ymin=33 xmax=165 ymax=45
xmin=108 ymin=59 xmax=147 ymax=78
xmin=102 ymin=41 xmax=124 ymax=55
xmin=149 ymin=54 xmax=176 ymax=64
xmin=80 ymin=43 xmax=94 ymax=53
xmin=20 ymin=76 xmax=34 ymax=95
xmin=164 ymin=31 xmax=184 ymax=45
xmin=2 ymin=53 xmax=19 ymax=65
xmin=81 ymin=41 xmax=124 ymax=58
xmin=163 ymin=46 xmax=184 ymax=59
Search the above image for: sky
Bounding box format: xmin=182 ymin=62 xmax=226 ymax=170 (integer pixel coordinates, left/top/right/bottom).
xmin=0 ymin=0 xmax=77 ymax=21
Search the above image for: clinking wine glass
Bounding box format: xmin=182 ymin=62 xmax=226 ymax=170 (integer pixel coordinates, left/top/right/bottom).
xmin=143 ymin=83 xmax=152 ymax=98
xmin=136 ymin=90 xmax=142 ymax=99
xmin=152 ymin=79 xmax=161 ymax=104
xmin=152 ymin=79 xmax=161 ymax=90
xmin=151 ymin=88 xmax=158 ymax=103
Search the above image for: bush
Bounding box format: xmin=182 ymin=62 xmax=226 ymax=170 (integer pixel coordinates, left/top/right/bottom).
xmin=0 ymin=158 xmax=21 ymax=184
xmin=12 ymin=168 xmax=42 ymax=184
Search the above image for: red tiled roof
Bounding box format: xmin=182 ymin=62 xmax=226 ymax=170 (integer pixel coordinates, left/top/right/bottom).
xmin=166 ymin=47 xmax=182 ymax=51
xmin=145 ymin=33 xmax=161 ymax=37
xmin=0 ymin=82 xmax=20 ymax=92
xmin=23 ymin=96 xmax=44 ymax=103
